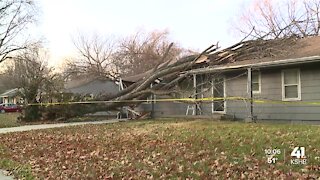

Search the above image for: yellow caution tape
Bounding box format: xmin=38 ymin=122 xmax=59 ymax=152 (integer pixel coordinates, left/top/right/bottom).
xmin=26 ymin=96 xmax=320 ymax=106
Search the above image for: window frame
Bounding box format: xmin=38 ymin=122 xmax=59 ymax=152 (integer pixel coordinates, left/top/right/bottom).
xmin=252 ymin=71 xmax=261 ymax=94
xmin=247 ymin=71 xmax=261 ymax=94
xmin=281 ymin=69 xmax=301 ymax=101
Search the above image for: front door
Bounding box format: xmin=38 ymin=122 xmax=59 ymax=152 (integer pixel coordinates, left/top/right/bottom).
xmin=212 ymin=77 xmax=225 ymax=113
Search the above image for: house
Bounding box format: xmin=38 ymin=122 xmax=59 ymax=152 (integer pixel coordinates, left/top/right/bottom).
xmin=0 ymin=88 xmax=23 ymax=104
xmin=189 ymin=36 xmax=320 ymax=123
xmin=125 ymin=36 xmax=320 ymax=123
xmin=64 ymin=76 xmax=119 ymax=100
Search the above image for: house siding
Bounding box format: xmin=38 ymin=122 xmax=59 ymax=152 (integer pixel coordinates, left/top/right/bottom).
xmin=137 ymin=102 xmax=188 ymax=117
xmin=224 ymin=72 xmax=249 ymax=119
xmin=225 ymin=65 xmax=320 ymax=121
xmin=133 ymin=64 xmax=320 ymax=122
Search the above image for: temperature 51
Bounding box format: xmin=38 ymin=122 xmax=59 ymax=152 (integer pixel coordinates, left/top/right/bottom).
xmin=265 ymin=148 xmax=281 ymax=164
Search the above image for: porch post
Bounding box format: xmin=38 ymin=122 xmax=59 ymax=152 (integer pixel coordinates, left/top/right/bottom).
xmin=151 ymin=83 xmax=155 ymax=119
xmin=246 ymin=68 xmax=253 ymax=122
xmin=193 ymin=74 xmax=197 ymax=115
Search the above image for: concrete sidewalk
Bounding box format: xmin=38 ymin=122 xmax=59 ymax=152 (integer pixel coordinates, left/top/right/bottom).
xmin=0 ymin=119 xmax=125 ymax=134
xmin=0 ymin=170 xmax=14 ymax=180
xmin=0 ymin=119 xmax=126 ymax=179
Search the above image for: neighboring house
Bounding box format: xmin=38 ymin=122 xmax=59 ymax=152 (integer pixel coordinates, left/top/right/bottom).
xmin=124 ymin=36 xmax=320 ymax=123
xmin=64 ymin=77 xmax=119 ymax=99
xmin=0 ymin=88 xmax=23 ymax=104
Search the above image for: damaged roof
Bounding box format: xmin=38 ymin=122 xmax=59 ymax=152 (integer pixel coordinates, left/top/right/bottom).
xmin=210 ymin=36 xmax=320 ymax=66
xmin=122 ymin=36 xmax=320 ymax=80
xmin=189 ymin=36 xmax=320 ymax=73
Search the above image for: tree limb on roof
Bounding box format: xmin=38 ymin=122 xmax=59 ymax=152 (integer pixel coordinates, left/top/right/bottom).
xmin=101 ymin=37 xmax=300 ymax=110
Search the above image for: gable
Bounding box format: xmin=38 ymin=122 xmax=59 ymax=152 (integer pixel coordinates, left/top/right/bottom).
xmin=0 ymin=88 xmax=19 ymax=97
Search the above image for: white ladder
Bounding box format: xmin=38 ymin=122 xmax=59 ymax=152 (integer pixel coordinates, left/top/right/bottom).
xmin=186 ymin=104 xmax=202 ymax=115
xmin=186 ymin=105 xmax=196 ymax=115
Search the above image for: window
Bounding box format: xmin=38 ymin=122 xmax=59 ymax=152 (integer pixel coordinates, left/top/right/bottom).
xmin=252 ymin=71 xmax=261 ymax=93
xmin=248 ymin=71 xmax=261 ymax=94
xmin=282 ymin=69 xmax=301 ymax=101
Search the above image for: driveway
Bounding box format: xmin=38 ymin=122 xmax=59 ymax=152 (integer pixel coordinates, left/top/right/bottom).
xmin=0 ymin=119 xmax=126 ymax=179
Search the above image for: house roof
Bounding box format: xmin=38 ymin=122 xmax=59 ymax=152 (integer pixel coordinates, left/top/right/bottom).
xmin=0 ymin=88 xmax=19 ymax=97
xmin=65 ymin=76 xmax=112 ymax=90
xmin=189 ymin=55 xmax=320 ymax=74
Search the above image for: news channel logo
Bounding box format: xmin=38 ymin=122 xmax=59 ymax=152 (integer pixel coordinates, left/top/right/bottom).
xmin=264 ymin=146 xmax=320 ymax=165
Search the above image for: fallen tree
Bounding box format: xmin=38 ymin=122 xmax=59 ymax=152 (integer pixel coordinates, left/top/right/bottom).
xmin=101 ymin=36 xmax=300 ymax=110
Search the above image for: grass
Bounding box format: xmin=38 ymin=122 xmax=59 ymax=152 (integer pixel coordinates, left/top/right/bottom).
xmin=65 ymin=115 xmax=114 ymax=123
xmin=0 ymin=119 xmax=319 ymax=179
xmin=0 ymin=113 xmax=20 ymax=128
xmin=0 ymin=113 xmax=112 ymax=129
xmin=0 ymin=145 xmax=34 ymax=180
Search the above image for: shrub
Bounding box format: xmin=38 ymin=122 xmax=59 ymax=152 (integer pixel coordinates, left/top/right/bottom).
xmin=40 ymin=104 xmax=110 ymax=121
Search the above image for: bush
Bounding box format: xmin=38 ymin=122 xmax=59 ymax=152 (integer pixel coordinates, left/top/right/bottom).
xmin=40 ymin=104 xmax=111 ymax=121
xmin=23 ymin=106 xmax=40 ymax=121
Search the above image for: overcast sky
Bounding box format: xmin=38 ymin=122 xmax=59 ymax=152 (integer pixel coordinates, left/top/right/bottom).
xmin=36 ymin=0 xmax=252 ymax=66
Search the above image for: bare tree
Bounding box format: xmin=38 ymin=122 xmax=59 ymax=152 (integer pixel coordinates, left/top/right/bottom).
xmin=4 ymin=44 xmax=61 ymax=120
xmin=233 ymin=0 xmax=320 ymax=39
xmin=65 ymin=33 xmax=118 ymax=80
xmin=0 ymin=0 xmax=37 ymax=63
xmin=114 ymin=30 xmax=189 ymax=76
xmin=65 ymin=30 xmax=192 ymax=79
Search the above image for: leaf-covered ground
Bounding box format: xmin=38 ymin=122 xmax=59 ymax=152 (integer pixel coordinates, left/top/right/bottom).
xmin=0 ymin=119 xmax=319 ymax=179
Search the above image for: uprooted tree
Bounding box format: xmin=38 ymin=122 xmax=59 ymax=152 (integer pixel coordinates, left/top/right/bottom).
xmin=100 ymin=37 xmax=299 ymax=112
xmin=99 ymin=0 xmax=320 ymax=112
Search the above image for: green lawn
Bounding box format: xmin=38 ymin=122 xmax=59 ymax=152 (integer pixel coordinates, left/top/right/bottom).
xmin=0 ymin=119 xmax=319 ymax=179
xmin=0 ymin=113 xmax=111 ymax=129
xmin=0 ymin=113 xmax=20 ymax=128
